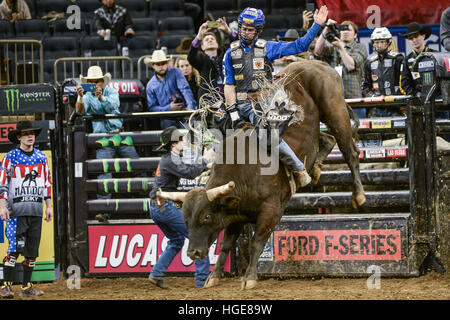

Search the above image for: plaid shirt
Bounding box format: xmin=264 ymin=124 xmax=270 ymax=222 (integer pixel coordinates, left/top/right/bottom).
xmin=93 ymin=4 xmax=134 ymax=38
xmin=318 ymin=41 xmax=368 ymax=98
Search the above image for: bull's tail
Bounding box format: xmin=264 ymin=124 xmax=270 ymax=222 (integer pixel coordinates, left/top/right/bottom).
xmin=346 ymin=103 xmax=359 ymax=142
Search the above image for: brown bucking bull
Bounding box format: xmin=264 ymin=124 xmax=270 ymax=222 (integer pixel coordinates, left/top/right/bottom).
xmin=157 ymin=60 xmax=366 ymax=289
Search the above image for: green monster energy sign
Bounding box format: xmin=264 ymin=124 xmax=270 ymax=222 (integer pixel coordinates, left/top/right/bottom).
xmin=4 ymin=88 xmax=20 ymax=113
xmin=1 ymin=85 xmax=55 ymax=115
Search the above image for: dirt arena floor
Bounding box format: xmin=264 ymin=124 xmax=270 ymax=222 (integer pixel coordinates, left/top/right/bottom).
xmin=7 ymin=272 xmax=449 ymax=300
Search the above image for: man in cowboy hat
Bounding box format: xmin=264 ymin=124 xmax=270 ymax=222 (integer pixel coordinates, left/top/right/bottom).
xmin=0 ymin=121 xmax=52 ymax=298
xmin=145 ymin=49 xmax=196 ymax=129
xmin=148 ymin=126 xmax=215 ymax=289
xmin=76 ymin=65 xmax=142 ymax=222
xmin=399 ymin=22 xmax=437 ymax=97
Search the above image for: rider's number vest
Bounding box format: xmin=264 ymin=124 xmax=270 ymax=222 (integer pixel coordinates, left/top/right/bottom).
xmin=230 ymin=39 xmax=273 ymax=103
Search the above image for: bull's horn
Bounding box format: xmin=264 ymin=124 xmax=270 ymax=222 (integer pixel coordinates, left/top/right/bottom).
xmin=156 ymin=191 xmax=187 ymax=202
xmin=206 ymin=181 xmax=235 ymax=201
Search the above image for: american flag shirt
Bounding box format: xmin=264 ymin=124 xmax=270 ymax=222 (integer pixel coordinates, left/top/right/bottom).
xmin=0 ymin=148 xmax=52 ymax=217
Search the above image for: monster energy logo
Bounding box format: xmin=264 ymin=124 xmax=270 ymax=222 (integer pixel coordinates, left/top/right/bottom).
xmin=4 ymin=89 xmax=20 ymax=113
xmin=423 ymin=72 xmax=432 ymax=85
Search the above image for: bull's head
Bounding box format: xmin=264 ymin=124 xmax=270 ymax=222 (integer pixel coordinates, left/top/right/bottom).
xmin=157 ymin=181 xmax=239 ymax=260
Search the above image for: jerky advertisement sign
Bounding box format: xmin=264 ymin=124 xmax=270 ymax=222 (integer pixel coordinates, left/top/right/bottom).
xmin=0 ymin=85 xmax=55 ymax=115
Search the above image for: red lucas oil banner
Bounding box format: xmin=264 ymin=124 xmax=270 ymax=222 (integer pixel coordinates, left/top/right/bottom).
xmin=88 ymin=225 xmax=230 ymax=274
xmin=316 ymin=0 xmax=447 ymax=26
xmin=274 ymin=229 xmax=401 ymax=261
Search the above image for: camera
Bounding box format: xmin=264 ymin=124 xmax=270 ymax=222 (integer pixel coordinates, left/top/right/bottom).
xmin=324 ymin=23 xmax=349 ymax=42
xmin=207 ymin=21 xmax=220 ymax=29
xmin=81 ymin=83 xmax=96 ymax=93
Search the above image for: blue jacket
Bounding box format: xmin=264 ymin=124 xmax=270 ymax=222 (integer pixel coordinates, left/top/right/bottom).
xmin=146 ymin=67 xmax=197 ymax=111
xmin=223 ymin=22 xmax=322 ymax=85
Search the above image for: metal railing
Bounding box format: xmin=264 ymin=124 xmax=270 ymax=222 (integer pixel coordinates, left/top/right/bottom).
xmin=53 ymin=56 xmax=134 ymax=85
xmin=0 ymin=39 xmax=44 ymax=85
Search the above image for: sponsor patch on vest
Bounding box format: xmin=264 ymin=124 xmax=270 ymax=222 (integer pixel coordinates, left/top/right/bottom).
xmin=371 ymin=74 xmax=378 ymax=81
xmin=252 ymin=80 xmax=259 ymax=90
xmin=231 ymin=49 xmax=243 ymax=59
xmin=384 ymin=59 xmax=392 ymax=67
xmin=237 ymin=92 xmax=248 ymax=101
xmin=373 ymin=82 xmax=379 ymax=89
xmin=384 ymin=81 xmax=390 ymax=88
xmin=371 ymin=61 xmax=379 ymax=69
xmin=234 ymin=74 xmax=244 ymax=80
xmin=408 ymin=57 xmax=415 ymax=63
xmin=233 ymin=63 xmax=243 ymax=69
xmin=253 ymin=58 xmax=265 ymax=70
xmin=412 ymin=72 xmax=420 ymax=80
xmin=255 ymin=39 xmax=267 ymax=47
xmin=254 ymin=48 xmax=265 ymax=57
xmin=230 ymin=41 xmax=240 ymax=49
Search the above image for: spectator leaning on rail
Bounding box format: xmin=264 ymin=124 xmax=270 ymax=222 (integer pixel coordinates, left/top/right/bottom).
xmin=222 ymin=6 xmax=328 ymax=190
xmin=0 ymin=0 xmax=31 ymax=22
xmin=361 ymin=27 xmax=405 ymax=117
xmin=145 ymin=49 xmax=196 ymax=130
xmin=188 ymin=17 xmax=238 ymax=101
xmin=148 ymin=126 xmax=215 ymax=289
xmin=92 ymin=0 xmax=135 ymax=52
xmin=0 ymin=121 xmax=52 ymax=298
xmin=314 ymin=19 xmax=368 ymax=118
xmin=399 ymin=22 xmax=437 ymax=97
xmin=75 ymin=66 xmax=142 ymax=222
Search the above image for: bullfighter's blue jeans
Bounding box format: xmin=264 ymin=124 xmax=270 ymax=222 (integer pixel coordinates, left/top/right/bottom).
xmin=237 ymin=102 xmax=304 ymax=171
xmin=149 ymin=200 xmax=210 ymax=287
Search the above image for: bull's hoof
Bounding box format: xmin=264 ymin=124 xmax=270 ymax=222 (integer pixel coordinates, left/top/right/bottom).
xmin=352 ymin=193 xmax=366 ymax=208
xmin=240 ymin=279 xmax=258 ymax=290
xmin=204 ymin=275 xmax=220 ymax=288
xmin=311 ymin=165 xmax=321 ymax=185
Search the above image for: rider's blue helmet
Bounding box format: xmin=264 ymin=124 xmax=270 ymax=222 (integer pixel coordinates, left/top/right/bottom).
xmin=238 ymin=7 xmax=265 ymax=26
xmin=238 ymin=7 xmax=265 ymax=45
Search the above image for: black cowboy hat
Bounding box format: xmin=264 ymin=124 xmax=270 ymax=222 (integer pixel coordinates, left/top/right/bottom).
xmin=156 ymin=126 xmax=184 ymax=151
xmin=8 ymin=121 xmax=42 ymax=144
xmin=399 ymin=22 xmax=432 ymax=40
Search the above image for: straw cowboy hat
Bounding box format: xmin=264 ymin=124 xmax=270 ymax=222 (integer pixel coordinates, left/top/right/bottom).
xmin=80 ymin=66 xmax=111 ymax=86
xmin=399 ymin=22 xmax=432 ymax=40
xmin=144 ymin=50 xmax=171 ymax=66
xmin=8 ymin=121 xmax=42 ymax=144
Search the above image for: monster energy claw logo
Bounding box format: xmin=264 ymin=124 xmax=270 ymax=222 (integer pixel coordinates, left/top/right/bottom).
xmin=4 ymin=89 xmax=20 ymax=113
xmin=423 ymin=72 xmax=432 ymax=85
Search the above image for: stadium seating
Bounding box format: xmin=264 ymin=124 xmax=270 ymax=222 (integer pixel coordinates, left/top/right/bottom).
xmin=159 ymin=34 xmax=187 ymax=54
xmin=160 ymin=17 xmax=195 ymax=37
xmin=80 ymin=36 xmax=119 ymax=57
xmin=150 ymin=0 xmax=184 ymax=18
xmin=24 ymin=0 xmax=37 ymax=19
xmin=132 ymin=17 xmax=159 ymax=37
xmin=42 ymin=36 xmax=80 ymax=83
xmin=204 ymin=0 xmax=237 ymax=18
xmin=116 ymin=0 xmax=149 ymax=18
xmin=52 ymin=18 xmax=87 ymax=39
xmin=14 ymin=19 xmax=50 ymax=40
xmin=271 ymin=0 xmax=305 ymax=15
xmin=77 ymin=0 xmax=101 ymax=21
xmin=0 ymin=20 xmax=14 ymax=39
xmin=126 ymin=35 xmax=157 ymax=59
xmin=237 ymin=0 xmax=270 ymax=13
xmin=259 ymin=14 xmax=289 ymax=40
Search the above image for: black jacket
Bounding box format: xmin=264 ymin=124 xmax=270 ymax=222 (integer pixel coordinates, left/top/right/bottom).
xmin=150 ymin=151 xmax=207 ymax=199
xmin=187 ymin=44 xmax=226 ymax=102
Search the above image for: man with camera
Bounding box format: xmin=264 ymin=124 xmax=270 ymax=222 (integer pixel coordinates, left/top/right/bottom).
xmin=188 ymin=17 xmax=238 ymax=101
xmin=76 ymin=66 xmax=143 ymax=221
xmin=314 ymin=19 xmax=368 ymax=118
